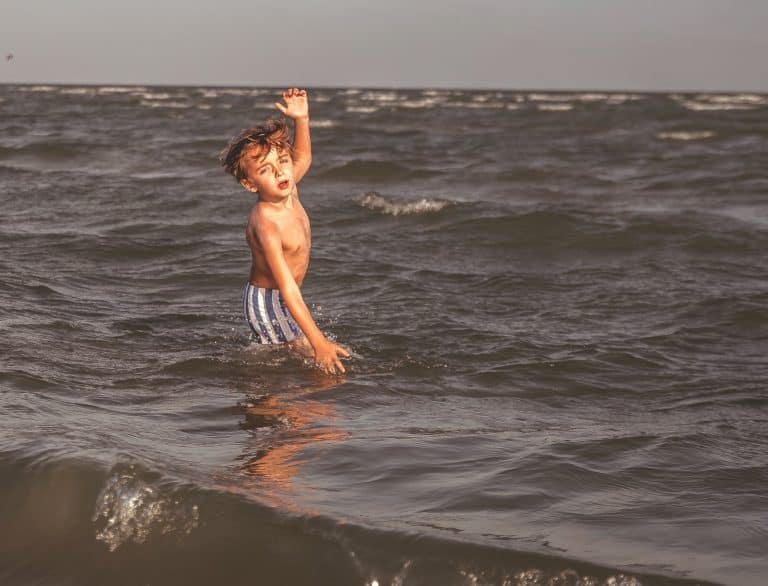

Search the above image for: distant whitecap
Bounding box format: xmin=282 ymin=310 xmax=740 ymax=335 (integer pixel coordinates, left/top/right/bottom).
xmin=346 ymin=106 xmax=379 ymax=113
xmin=310 ymin=119 xmax=336 ymax=128
xmin=657 ymin=131 xmax=715 ymax=141
xmin=538 ymin=103 xmax=574 ymax=112
xmin=359 ymin=192 xmax=454 ymax=216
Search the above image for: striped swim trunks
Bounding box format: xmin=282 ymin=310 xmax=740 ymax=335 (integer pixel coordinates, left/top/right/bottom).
xmin=243 ymin=282 xmax=304 ymax=344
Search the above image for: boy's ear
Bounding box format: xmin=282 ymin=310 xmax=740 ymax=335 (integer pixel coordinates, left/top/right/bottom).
xmin=240 ymin=178 xmax=258 ymax=193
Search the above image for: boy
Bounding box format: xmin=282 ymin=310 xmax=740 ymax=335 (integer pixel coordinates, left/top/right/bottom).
xmin=220 ymin=88 xmax=349 ymax=374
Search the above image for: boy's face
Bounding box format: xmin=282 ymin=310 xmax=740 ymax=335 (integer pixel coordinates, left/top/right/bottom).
xmin=239 ymin=146 xmax=295 ymax=201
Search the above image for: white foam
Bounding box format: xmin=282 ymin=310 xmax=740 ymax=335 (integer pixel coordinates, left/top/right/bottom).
xmin=346 ymin=106 xmax=379 ymax=113
xmin=399 ymin=98 xmax=441 ymax=109
xmin=576 ymin=93 xmax=610 ymax=102
xmin=700 ymin=93 xmax=765 ymax=105
xmin=207 ymin=88 xmax=250 ymax=96
xmin=310 ymin=119 xmax=336 ymax=128
xmin=93 ymin=464 xmax=199 ymax=552
xmin=97 ymin=86 xmax=138 ymax=95
xmin=505 ymin=104 xmax=521 ymax=110
xmin=252 ymin=101 xmax=278 ymax=109
xmin=538 ymin=103 xmax=574 ymax=112
xmin=528 ymin=93 xmax=577 ymax=102
xmin=361 ymin=91 xmax=400 ymax=102
xmin=60 ymin=87 xmax=96 ymax=96
xmin=359 ymin=192 xmax=453 ymax=216
xmin=657 ymin=131 xmax=715 ymax=141
xmin=465 ymin=101 xmax=506 ymax=109
xmin=139 ymin=100 xmax=191 ymax=109
xmin=138 ymin=92 xmax=172 ymax=101
xmin=681 ymin=101 xmax=756 ymax=112
xmin=21 ymin=85 xmax=56 ymax=92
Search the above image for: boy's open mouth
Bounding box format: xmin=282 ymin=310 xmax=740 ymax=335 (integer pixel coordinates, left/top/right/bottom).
xmin=278 ymin=180 xmax=289 ymax=190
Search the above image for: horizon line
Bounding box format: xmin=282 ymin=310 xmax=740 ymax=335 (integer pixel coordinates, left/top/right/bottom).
xmin=0 ymin=80 xmax=766 ymax=96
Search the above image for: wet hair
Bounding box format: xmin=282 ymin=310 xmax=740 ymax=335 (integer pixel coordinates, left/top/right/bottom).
xmin=219 ymin=119 xmax=292 ymax=182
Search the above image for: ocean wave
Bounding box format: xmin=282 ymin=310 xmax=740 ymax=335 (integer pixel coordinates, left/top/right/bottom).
xmin=346 ymin=106 xmax=379 ymax=113
xmin=18 ymin=85 xmax=57 ymax=92
xmin=421 ymin=89 xmax=452 ymax=97
xmin=93 ymin=461 xmax=200 ymax=551
xmin=657 ymin=131 xmax=715 ymax=141
xmin=360 ymin=91 xmax=400 ymax=102
xmin=673 ymin=93 xmax=764 ymax=112
xmin=60 ymin=87 xmax=97 ymax=96
xmin=310 ymin=118 xmax=337 ymax=128
xmin=701 ymin=93 xmax=766 ymax=106
xmin=358 ymin=192 xmax=454 ymax=216
xmin=527 ymin=92 xmax=644 ymax=104
xmin=0 ymin=452 xmax=670 ymax=586
xmin=0 ymin=141 xmax=89 ymax=161
xmin=135 ymin=91 xmax=174 ymax=100
xmin=96 ymin=86 xmax=141 ymax=95
xmin=252 ymin=101 xmax=279 ymax=109
xmin=320 ymin=160 xmax=438 ymax=182
xmin=528 ymin=93 xmax=578 ymax=102
xmin=139 ymin=100 xmax=192 ymax=109
xmin=680 ymin=101 xmax=758 ymax=112
xmin=443 ymin=101 xmax=506 ymax=109
xmin=538 ymin=103 xmax=574 ymax=112
xmin=397 ymin=98 xmax=443 ymax=109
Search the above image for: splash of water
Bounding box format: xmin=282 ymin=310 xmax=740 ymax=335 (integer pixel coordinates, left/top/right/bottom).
xmin=92 ymin=462 xmax=199 ymax=551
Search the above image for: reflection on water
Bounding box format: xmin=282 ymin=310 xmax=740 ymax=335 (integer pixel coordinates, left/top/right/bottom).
xmin=230 ymin=369 xmax=349 ymax=511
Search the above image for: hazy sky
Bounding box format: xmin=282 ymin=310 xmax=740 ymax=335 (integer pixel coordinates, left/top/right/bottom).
xmin=2 ymin=0 xmax=767 ymax=91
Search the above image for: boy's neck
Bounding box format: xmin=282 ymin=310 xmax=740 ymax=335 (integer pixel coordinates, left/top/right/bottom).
xmin=258 ymin=193 xmax=295 ymax=209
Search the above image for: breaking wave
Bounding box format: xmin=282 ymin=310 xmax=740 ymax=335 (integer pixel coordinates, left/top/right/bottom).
xmin=657 ymin=131 xmax=715 ymax=141
xmin=359 ymin=192 xmax=455 ymax=216
xmin=93 ymin=462 xmax=199 ymax=551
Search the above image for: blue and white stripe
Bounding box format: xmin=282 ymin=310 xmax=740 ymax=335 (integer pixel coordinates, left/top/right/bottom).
xmin=243 ymin=283 xmax=303 ymax=344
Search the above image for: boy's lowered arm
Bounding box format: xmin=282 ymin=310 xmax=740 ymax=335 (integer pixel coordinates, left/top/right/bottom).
xmin=274 ymin=88 xmax=312 ymax=184
xmin=255 ymin=220 xmax=348 ymax=374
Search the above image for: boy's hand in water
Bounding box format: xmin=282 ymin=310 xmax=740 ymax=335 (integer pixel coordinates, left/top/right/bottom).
xmin=275 ymin=88 xmax=309 ymax=121
xmin=314 ymin=339 xmax=350 ymax=375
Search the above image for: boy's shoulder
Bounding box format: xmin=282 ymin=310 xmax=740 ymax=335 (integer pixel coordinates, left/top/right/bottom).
xmin=247 ymin=200 xmax=287 ymax=234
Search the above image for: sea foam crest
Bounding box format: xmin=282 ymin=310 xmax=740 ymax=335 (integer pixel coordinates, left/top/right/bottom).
xmin=359 ymin=192 xmax=453 ymax=216
xmin=673 ymin=93 xmax=765 ymax=111
xmin=657 ymin=131 xmax=715 ymax=141
xmin=93 ymin=462 xmax=199 ymax=551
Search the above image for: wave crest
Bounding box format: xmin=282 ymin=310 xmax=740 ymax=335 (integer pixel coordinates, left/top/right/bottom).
xmin=657 ymin=131 xmax=715 ymax=141
xmin=359 ymin=192 xmax=454 ymax=216
xmin=93 ymin=462 xmax=199 ymax=551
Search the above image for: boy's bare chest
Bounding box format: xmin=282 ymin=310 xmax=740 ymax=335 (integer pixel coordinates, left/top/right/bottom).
xmin=277 ymin=204 xmax=311 ymax=255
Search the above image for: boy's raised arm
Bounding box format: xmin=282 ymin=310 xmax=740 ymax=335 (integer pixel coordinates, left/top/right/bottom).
xmin=275 ymin=88 xmax=312 ymax=184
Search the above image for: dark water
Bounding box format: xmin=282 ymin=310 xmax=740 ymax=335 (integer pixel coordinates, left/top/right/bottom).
xmin=1 ymin=84 xmax=767 ymax=586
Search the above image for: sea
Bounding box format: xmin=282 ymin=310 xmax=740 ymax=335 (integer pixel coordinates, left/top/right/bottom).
xmin=1 ymin=84 xmax=766 ymax=586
